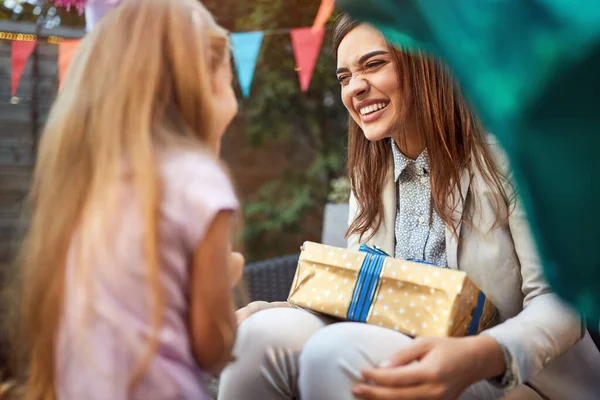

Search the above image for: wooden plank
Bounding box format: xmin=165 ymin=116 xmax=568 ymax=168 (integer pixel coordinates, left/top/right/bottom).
xmin=0 ymin=129 xmax=34 ymax=144
xmin=0 ymin=146 xmax=34 ymax=167
xmin=0 ymin=218 xmax=25 ymax=245
xmin=0 ymin=242 xmax=18 ymax=263
xmin=0 ymin=166 xmax=32 ymax=192
xmin=0 ymin=191 xmax=26 ymax=218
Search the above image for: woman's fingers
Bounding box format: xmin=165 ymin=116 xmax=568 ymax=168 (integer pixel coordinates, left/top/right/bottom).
xmin=385 ymin=338 xmax=434 ymax=367
xmin=361 ymin=363 xmax=429 ymax=387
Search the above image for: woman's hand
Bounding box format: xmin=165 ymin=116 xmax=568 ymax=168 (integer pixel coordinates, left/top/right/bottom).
xmin=236 ymin=301 xmax=292 ymax=325
xmin=353 ymin=336 xmax=506 ymax=400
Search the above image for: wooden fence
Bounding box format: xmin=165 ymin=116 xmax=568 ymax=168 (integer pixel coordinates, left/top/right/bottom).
xmin=0 ymin=22 xmax=83 ymax=263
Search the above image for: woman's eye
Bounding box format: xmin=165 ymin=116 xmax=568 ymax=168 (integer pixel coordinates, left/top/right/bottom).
xmin=366 ymin=60 xmax=386 ymax=69
xmin=337 ymin=75 xmax=350 ymax=84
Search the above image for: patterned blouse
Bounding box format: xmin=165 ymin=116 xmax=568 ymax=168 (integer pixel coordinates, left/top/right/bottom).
xmin=391 ymin=139 xmax=447 ymax=267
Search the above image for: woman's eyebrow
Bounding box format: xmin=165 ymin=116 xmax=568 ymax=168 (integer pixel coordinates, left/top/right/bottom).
xmin=336 ymin=50 xmax=390 ymax=74
xmin=357 ymin=50 xmax=389 ymax=65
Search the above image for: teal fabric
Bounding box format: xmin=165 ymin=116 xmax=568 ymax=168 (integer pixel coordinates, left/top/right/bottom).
xmin=337 ymin=0 xmax=600 ymax=322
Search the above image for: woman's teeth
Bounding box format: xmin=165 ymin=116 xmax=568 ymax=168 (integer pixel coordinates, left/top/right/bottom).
xmin=359 ymin=102 xmax=388 ymax=116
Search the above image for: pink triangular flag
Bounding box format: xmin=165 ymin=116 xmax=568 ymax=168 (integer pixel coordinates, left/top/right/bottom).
xmin=11 ymin=40 xmax=37 ymax=96
xmin=311 ymin=0 xmax=335 ymax=32
xmin=291 ymin=27 xmax=325 ymax=92
xmin=58 ymin=40 xmax=82 ymax=90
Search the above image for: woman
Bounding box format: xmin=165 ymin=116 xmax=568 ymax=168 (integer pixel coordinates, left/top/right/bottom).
xmin=219 ymin=15 xmax=600 ymax=400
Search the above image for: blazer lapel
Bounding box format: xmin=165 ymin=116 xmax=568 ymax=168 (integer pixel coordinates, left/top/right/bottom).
xmin=371 ymin=160 xmax=396 ymax=255
xmin=445 ymin=169 xmax=471 ymax=270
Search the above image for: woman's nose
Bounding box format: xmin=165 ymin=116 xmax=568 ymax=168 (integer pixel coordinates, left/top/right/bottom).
xmin=348 ymin=75 xmax=369 ymax=97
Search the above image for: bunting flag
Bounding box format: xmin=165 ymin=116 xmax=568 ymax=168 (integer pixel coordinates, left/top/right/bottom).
xmin=58 ymin=40 xmax=81 ymax=89
xmin=231 ymin=31 xmax=264 ymax=98
xmin=3 ymin=16 xmax=332 ymax=98
xmin=11 ymin=40 xmax=37 ymax=96
xmin=312 ymin=0 xmax=335 ymax=32
xmin=291 ymin=27 xmax=325 ymax=92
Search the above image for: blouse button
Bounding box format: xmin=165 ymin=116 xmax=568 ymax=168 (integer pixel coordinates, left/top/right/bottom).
xmin=418 ymin=216 xmax=426 ymax=225
xmin=420 ymin=177 xmax=428 ymax=184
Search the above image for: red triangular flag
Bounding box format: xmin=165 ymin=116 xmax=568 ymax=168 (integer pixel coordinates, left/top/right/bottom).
xmin=291 ymin=27 xmax=325 ymax=92
xmin=311 ymin=0 xmax=335 ymax=32
xmin=11 ymin=40 xmax=37 ymax=96
xmin=58 ymin=40 xmax=82 ymax=90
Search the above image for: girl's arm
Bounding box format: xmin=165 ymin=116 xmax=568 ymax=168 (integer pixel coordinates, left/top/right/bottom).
xmin=188 ymin=210 xmax=238 ymax=376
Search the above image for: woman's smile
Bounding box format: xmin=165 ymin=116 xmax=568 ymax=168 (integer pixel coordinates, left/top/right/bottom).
xmin=356 ymin=100 xmax=390 ymax=123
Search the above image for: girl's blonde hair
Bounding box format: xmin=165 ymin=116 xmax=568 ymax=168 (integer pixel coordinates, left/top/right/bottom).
xmin=14 ymin=0 xmax=229 ymax=398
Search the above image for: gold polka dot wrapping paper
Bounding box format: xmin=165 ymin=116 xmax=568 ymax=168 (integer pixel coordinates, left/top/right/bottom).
xmin=288 ymin=242 xmax=497 ymax=337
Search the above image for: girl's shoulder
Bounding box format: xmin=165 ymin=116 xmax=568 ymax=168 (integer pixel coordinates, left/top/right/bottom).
xmin=160 ymin=147 xmax=223 ymax=176
xmin=158 ymin=148 xmax=238 ymax=249
xmin=160 ymin=148 xmax=235 ymax=194
xmin=161 ymin=147 xmax=236 ymax=198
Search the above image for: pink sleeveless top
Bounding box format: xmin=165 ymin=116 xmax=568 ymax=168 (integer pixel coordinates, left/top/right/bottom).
xmin=56 ymin=150 xmax=238 ymax=399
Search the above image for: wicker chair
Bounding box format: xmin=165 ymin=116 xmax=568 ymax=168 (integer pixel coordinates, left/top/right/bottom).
xmin=241 ymin=254 xmax=300 ymax=303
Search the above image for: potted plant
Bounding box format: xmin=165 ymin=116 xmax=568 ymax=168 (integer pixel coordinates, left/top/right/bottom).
xmin=322 ymin=176 xmax=350 ymax=248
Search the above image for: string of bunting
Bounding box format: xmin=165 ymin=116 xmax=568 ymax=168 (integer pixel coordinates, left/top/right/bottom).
xmin=6 ymin=0 xmax=335 ymax=98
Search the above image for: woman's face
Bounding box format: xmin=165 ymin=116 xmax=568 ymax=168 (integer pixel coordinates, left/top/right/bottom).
xmin=336 ymin=24 xmax=401 ymax=142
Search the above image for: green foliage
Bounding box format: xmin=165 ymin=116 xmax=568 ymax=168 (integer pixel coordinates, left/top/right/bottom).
xmin=328 ymin=176 xmax=351 ymax=204
xmin=206 ymin=0 xmax=348 ymax=260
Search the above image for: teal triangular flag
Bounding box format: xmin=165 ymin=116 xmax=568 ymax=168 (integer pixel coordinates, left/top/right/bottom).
xmin=338 ymin=0 xmax=600 ymax=321
xmin=231 ymin=31 xmax=264 ymax=98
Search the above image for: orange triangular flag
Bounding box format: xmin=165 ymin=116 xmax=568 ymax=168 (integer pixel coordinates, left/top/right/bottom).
xmin=312 ymin=0 xmax=335 ymax=32
xmin=291 ymin=27 xmax=325 ymax=92
xmin=11 ymin=40 xmax=37 ymax=96
xmin=58 ymin=40 xmax=82 ymax=89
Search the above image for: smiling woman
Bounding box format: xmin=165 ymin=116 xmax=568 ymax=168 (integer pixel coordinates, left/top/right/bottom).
xmin=333 ymin=19 xmax=510 ymax=247
xmin=218 ymin=13 xmax=600 ymax=400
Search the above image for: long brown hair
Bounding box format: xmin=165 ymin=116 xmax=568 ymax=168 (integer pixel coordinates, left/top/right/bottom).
xmin=12 ymin=0 xmax=229 ymax=398
xmin=334 ymin=15 xmax=512 ymax=241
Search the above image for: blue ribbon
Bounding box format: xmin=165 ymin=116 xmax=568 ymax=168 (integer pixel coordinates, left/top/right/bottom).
xmin=347 ymin=245 xmax=387 ymax=322
xmin=467 ymin=291 xmax=487 ymax=336
xmin=350 ymin=244 xmax=487 ymax=335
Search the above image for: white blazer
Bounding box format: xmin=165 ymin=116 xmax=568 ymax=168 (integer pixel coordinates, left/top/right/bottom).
xmin=347 ymin=141 xmax=600 ymax=399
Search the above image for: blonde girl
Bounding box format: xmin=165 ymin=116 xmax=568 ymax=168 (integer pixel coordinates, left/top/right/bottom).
xmin=14 ymin=0 xmax=242 ymax=398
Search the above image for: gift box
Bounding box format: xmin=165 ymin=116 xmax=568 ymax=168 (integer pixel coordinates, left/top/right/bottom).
xmin=287 ymin=242 xmax=497 ymax=337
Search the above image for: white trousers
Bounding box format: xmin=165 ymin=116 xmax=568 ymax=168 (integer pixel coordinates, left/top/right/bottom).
xmin=218 ymin=308 xmax=542 ymax=400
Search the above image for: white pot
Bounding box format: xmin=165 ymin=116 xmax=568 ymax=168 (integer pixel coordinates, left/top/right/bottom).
xmin=322 ymin=203 xmax=350 ymax=248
